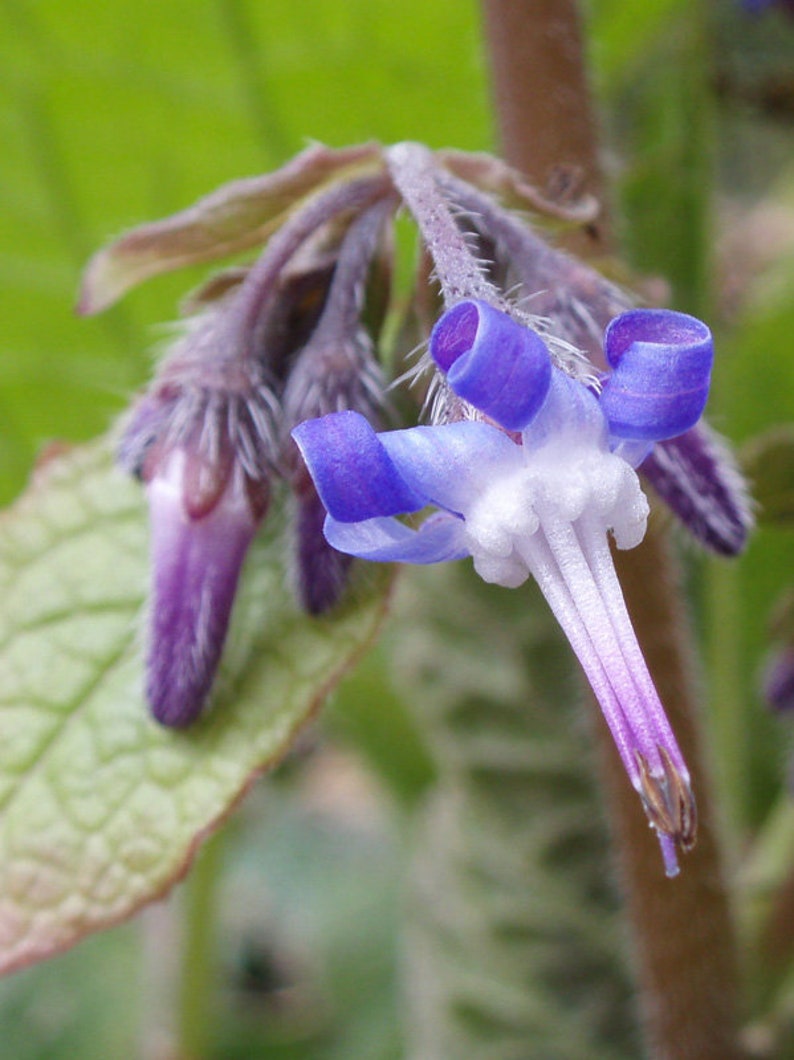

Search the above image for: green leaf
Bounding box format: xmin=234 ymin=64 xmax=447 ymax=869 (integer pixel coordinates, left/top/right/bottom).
xmin=0 ymin=439 xmax=390 ymax=975
xmin=742 ymin=426 xmax=794 ymax=529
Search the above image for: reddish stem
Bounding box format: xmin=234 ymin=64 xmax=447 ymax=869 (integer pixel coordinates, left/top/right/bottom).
xmin=480 ymin=0 xmax=608 ymax=254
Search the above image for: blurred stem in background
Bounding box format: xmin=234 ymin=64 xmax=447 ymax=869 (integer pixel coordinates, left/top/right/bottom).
xmin=177 ymin=829 xmax=228 ymax=1060
xmin=480 ymin=1 xmax=746 ymax=1056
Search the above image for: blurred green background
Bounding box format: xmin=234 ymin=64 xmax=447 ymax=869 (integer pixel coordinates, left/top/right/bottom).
xmin=2 ymin=0 xmax=794 ymax=1056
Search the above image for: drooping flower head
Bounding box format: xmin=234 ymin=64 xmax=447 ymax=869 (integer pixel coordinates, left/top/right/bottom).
xmin=294 ymin=294 xmax=712 ymax=875
xmin=83 ymin=141 xmax=749 ymax=870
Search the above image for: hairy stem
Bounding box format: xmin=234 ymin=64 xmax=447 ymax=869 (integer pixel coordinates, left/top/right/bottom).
xmin=386 ymin=142 xmax=497 ymax=306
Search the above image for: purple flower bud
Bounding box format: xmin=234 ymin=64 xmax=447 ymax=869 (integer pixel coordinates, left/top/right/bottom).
xmin=763 ymin=647 xmax=794 ymax=713
xmin=119 ymin=310 xmax=278 ymax=726
xmin=291 ymin=467 xmax=353 ymax=615
xmin=640 ymin=425 xmax=753 ymax=556
xmin=103 ymin=165 xmax=402 ymax=718
xmin=279 ymin=199 xmax=395 ymax=613
xmin=146 ymin=450 xmax=267 ymax=726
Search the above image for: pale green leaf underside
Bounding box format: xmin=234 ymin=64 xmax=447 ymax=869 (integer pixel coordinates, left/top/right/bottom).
xmin=0 ymin=441 xmax=388 ymax=974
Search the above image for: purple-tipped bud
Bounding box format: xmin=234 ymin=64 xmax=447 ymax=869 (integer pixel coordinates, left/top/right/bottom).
xmin=763 ymin=647 xmax=794 ymax=713
xmin=146 ymin=450 xmax=267 ymax=726
xmin=641 ymin=424 xmax=754 ymax=556
xmin=280 ymin=199 xmax=395 ymax=613
xmin=119 ymin=311 xmax=278 ymax=726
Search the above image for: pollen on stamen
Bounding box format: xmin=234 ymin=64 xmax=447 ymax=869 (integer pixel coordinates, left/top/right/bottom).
xmin=636 ymin=748 xmax=698 ymax=856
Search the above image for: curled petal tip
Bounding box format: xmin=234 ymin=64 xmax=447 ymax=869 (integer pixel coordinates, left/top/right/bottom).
xmin=429 ymin=300 xmax=552 ymax=431
xmin=292 ymin=412 xmax=424 ymax=522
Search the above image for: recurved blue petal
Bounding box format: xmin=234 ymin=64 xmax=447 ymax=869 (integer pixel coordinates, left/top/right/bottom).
xmin=600 ymin=309 xmax=713 ymax=441
xmin=291 ymin=412 xmax=424 ymax=522
xmin=429 ymin=300 xmax=552 ymax=431
xmin=379 ymin=421 xmax=522 ymax=514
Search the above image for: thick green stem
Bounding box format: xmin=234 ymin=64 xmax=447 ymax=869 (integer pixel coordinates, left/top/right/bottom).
xmin=480 ymin=1 xmax=747 ymax=1056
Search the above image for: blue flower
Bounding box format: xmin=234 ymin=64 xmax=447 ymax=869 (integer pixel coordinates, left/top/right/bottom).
xmin=293 ymin=300 xmax=713 ymax=874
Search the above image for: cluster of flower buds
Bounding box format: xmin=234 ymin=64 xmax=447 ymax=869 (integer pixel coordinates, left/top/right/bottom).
xmin=81 ymin=141 xmax=752 ymax=873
